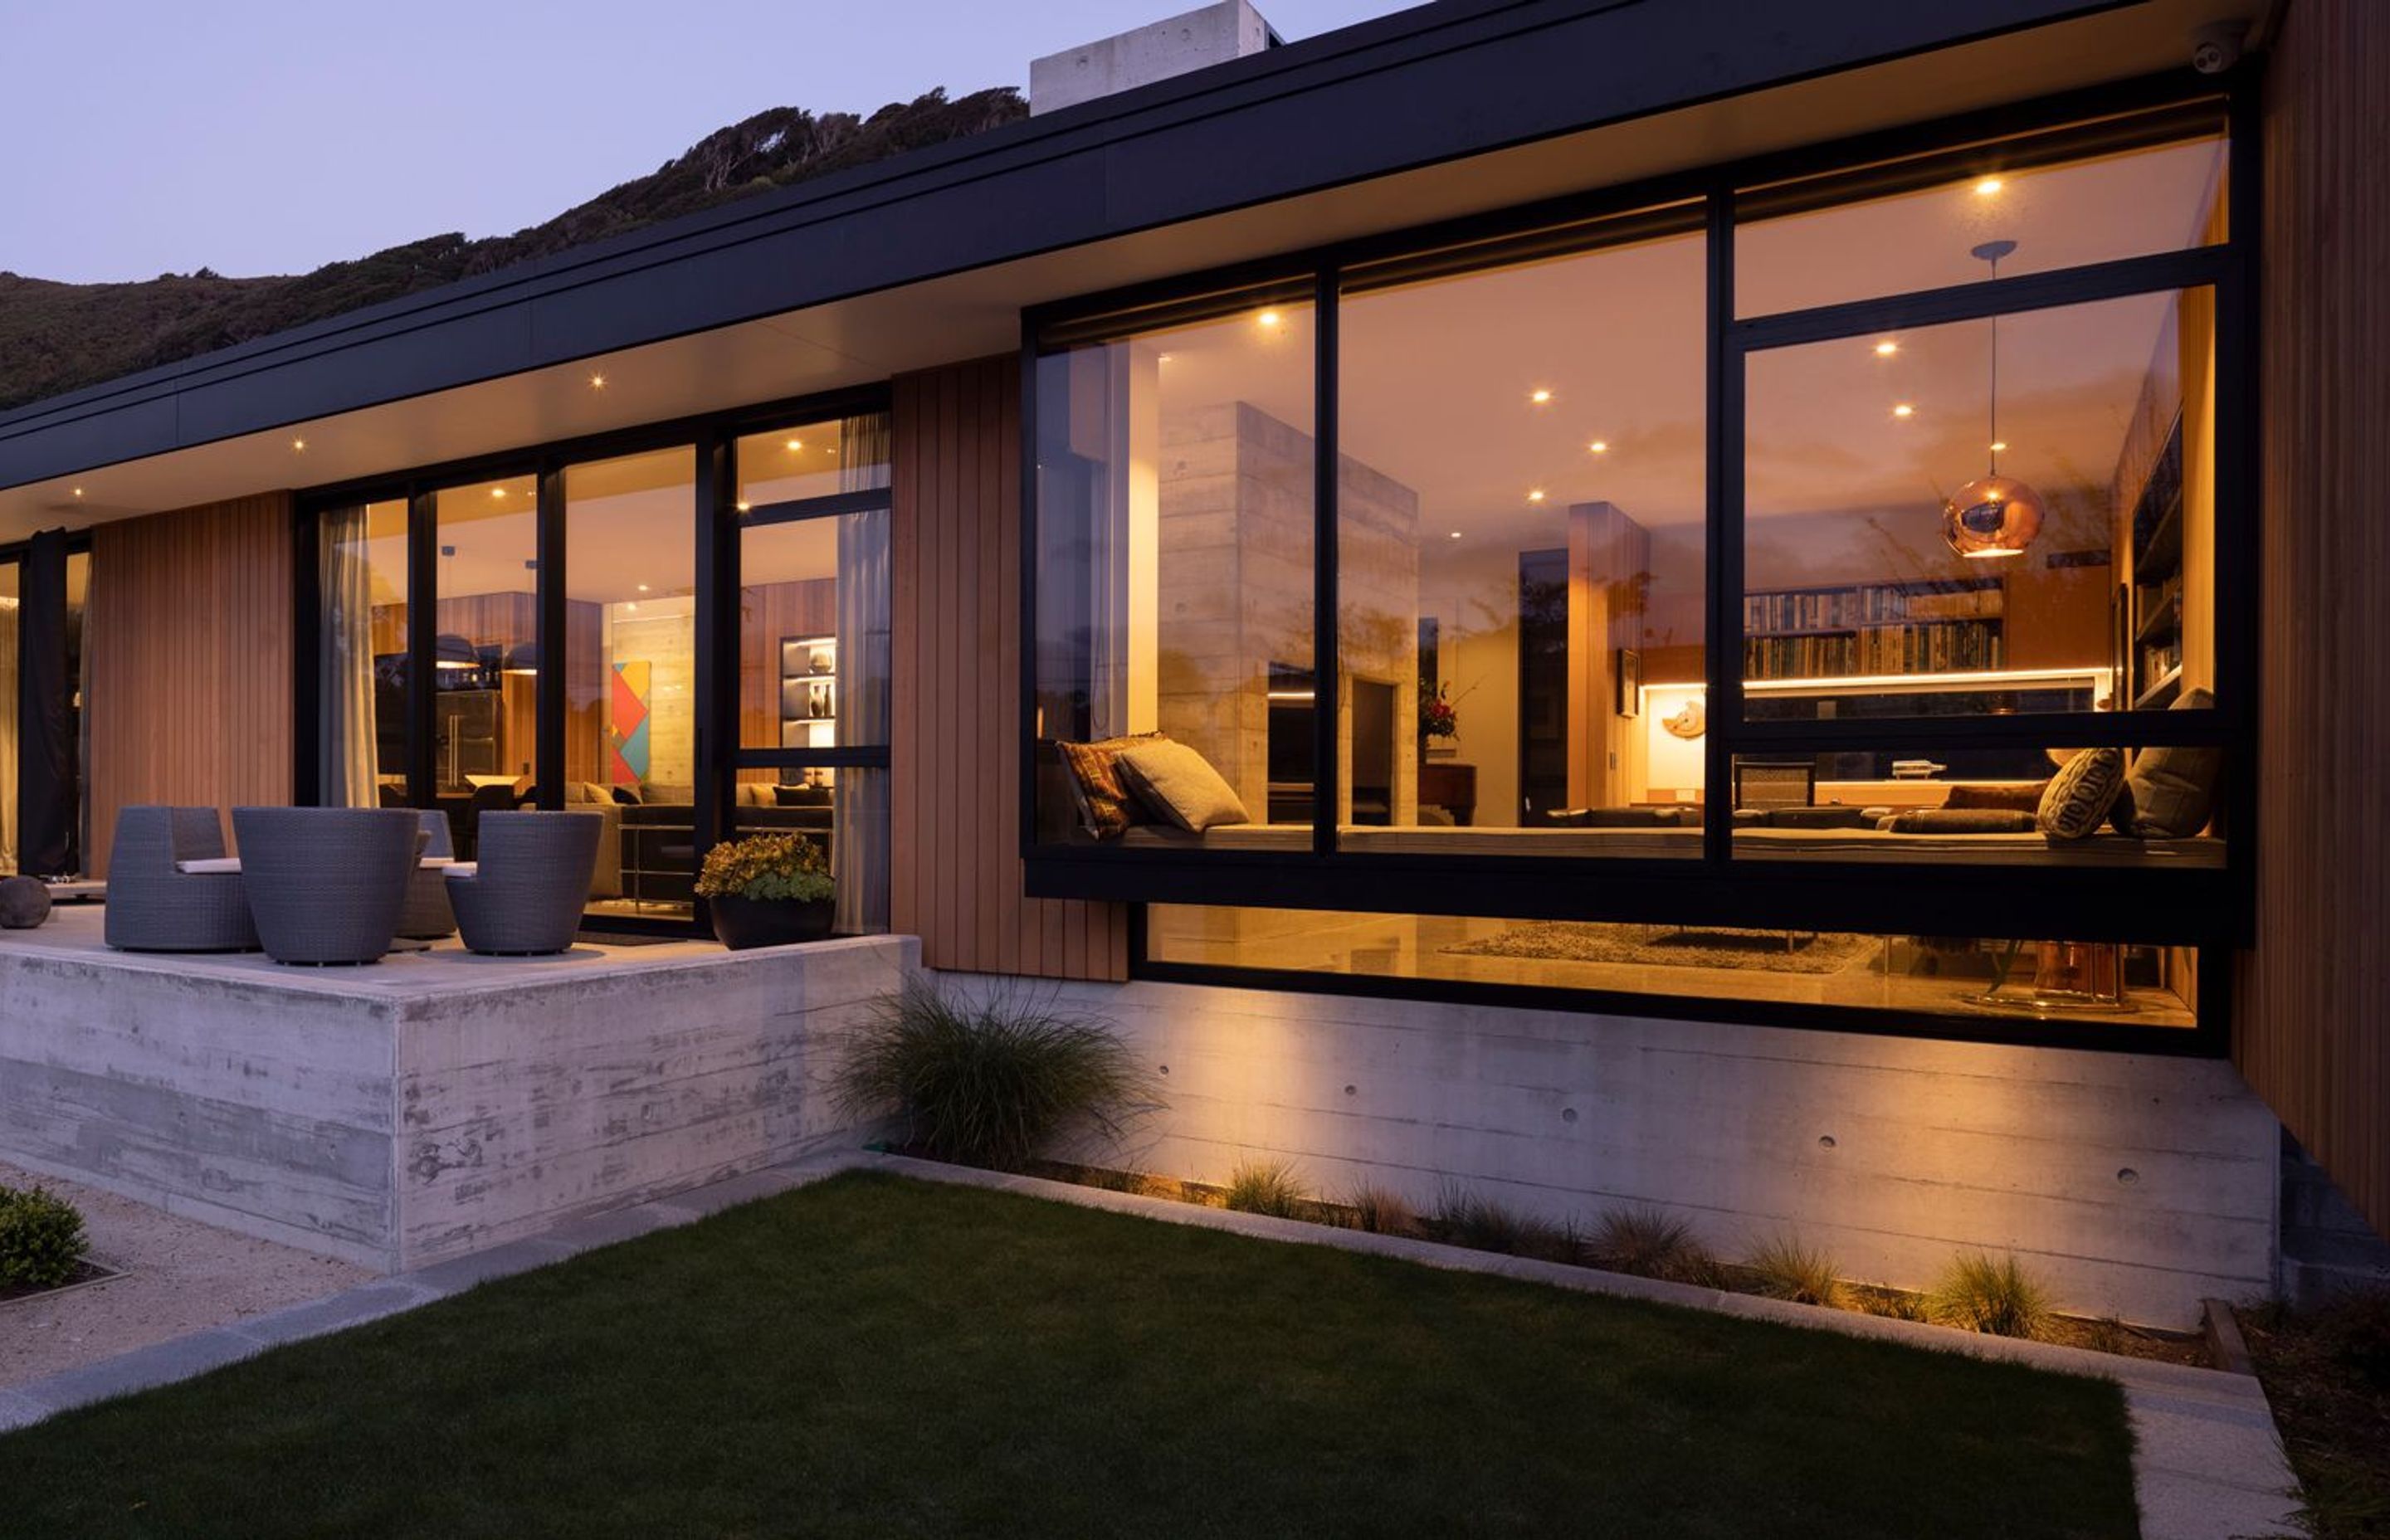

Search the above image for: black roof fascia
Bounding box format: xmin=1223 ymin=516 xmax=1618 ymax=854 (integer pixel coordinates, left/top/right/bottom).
xmin=0 ymin=0 xmax=2128 ymax=489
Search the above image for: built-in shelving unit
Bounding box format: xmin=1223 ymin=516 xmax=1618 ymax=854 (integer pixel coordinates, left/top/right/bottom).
xmin=780 ymin=634 xmax=837 ymax=753
xmin=2123 ymin=415 xmax=2187 ymax=709
xmin=1742 ymin=577 xmax=2004 ymax=681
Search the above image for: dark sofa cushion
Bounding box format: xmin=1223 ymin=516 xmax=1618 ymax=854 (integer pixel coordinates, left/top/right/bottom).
xmin=1879 ymin=808 xmax=2038 ymax=834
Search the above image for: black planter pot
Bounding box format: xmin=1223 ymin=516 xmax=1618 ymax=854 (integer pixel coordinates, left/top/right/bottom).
xmin=707 ymin=894 xmax=835 ymax=950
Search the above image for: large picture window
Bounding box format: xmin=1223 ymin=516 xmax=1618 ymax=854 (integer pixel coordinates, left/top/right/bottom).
xmin=1027 ymin=94 xmax=2246 ymax=1046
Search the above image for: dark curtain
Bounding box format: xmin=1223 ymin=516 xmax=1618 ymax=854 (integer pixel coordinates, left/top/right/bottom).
xmin=17 ymin=529 xmax=73 ymax=876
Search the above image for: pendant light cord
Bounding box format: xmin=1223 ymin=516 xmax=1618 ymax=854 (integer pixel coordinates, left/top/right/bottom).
xmin=1986 ymin=250 xmax=2001 ymax=477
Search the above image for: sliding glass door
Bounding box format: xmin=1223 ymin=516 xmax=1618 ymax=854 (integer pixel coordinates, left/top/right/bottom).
xmin=730 ymin=412 xmax=893 ymax=934
xmin=0 ymin=559 xmax=17 ymax=874
xmin=302 ymin=392 xmax=894 ymax=937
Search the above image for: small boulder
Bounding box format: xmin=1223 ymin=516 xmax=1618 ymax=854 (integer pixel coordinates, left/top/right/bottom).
xmin=0 ymin=876 xmax=52 ymax=929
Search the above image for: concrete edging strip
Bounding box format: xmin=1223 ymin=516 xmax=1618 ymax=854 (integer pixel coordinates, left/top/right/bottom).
xmin=0 ymin=1148 xmax=2307 ymax=1539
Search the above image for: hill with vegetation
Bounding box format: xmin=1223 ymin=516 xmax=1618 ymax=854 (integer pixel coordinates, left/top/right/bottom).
xmin=0 ymin=87 xmax=1027 ymax=413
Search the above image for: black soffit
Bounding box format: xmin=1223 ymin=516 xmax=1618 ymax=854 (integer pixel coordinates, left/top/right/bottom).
xmin=0 ymin=0 xmax=2134 ymax=490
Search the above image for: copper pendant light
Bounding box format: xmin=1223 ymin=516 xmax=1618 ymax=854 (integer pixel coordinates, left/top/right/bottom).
xmin=1941 ymin=240 xmax=2047 ymax=560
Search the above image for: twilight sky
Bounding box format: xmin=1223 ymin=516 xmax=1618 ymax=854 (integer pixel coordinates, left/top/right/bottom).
xmin=0 ymin=0 xmax=1409 ymax=285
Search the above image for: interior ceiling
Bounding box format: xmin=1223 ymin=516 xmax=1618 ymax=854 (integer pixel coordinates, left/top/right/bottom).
xmin=0 ymin=0 xmax=2262 ymax=545
xmin=1155 ymin=135 xmax=2218 ymax=552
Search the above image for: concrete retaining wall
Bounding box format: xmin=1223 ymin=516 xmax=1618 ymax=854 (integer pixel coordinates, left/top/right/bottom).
xmin=983 ymin=973 xmax=2280 ymax=1328
xmin=0 ymin=914 xmax=910 ymax=1270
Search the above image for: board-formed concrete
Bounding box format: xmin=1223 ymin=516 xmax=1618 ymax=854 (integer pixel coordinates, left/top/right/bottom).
xmin=1000 ymin=973 xmax=2280 ymax=1328
xmin=0 ymin=908 xmax=910 ymax=1270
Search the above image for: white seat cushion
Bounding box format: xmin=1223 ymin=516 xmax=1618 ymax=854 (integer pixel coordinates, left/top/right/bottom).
xmin=174 ymin=857 xmax=241 ymax=875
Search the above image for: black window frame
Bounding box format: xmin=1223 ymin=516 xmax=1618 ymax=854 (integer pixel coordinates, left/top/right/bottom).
xmin=294 ymin=383 xmax=893 ymax=938
xmin=1018 ymin=72 xmax=2258 ymax=1055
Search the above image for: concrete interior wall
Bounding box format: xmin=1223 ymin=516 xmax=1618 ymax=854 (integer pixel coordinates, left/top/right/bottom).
xmin=989 ymin=972 xmax=2279 ymax=1328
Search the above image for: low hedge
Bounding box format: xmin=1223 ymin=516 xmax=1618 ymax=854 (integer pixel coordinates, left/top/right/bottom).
xmin=0 ymin=1183 xmax=89 ymax=1290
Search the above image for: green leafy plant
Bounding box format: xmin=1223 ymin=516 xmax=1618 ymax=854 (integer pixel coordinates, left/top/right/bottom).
xmin=1929 ymin=1251 xmax=2051 ymax=1338
xmin=834 ymin=981 xmax=1158 ymax=1171
xmin=1741 ymin=1234 xmax=1846 ymax=1309
xmin=1588 ymin=1206 xmax=1717 ymax=1284
xmin=1344 ymin=1183 xmax=1415 ymax=1236
xmin=1224 ymin=1161 xmax=1309 ymax=1219
xmin=695 ymin=832 xmax=832 ymax=903
xmin=0 ymin=1184 xmax=88 ymax=1291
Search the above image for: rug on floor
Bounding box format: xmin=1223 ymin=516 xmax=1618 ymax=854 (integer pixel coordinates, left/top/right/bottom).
xmin=1443 ymin=923 xmax=1879 ymax=973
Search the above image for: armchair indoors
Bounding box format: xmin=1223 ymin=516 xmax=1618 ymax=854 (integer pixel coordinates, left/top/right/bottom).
xmin=102 ymin=806 xmax=260 ymax=953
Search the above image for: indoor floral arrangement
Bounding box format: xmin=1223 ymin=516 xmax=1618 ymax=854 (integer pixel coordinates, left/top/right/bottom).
xmin=1419 ymin=680 xmax=1461 ymax=744
xmin=696 ymin=832 xmax=835 ymax=949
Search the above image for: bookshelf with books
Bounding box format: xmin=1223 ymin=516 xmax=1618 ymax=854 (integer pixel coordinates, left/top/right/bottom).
xmin=2120 ymin=415 xmax=2186 ymax=709
xmin=1742 ymin=577 xmax=2005 ymax=681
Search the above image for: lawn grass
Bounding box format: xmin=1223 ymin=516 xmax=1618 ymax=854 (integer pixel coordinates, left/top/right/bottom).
xmin=0 ymin=1173 xmax=2139 ymax=1539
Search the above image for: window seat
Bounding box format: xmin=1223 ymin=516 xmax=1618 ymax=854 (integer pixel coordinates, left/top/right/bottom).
xmin=1115 ymin=822 xmax=2222 ymax=867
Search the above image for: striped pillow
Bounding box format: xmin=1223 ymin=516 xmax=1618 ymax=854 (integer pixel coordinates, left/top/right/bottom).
xmin=2036 ymin=747 xmax=2129 ymax=841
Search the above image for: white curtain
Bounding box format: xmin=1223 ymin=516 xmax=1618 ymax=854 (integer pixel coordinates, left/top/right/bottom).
xmin=0 ymin=595 xmax=18 ymax=874
xmin=833 ymin=414 xmax=892 ymax=934
xmin=319 ymin=508 xmax=380 ymax=807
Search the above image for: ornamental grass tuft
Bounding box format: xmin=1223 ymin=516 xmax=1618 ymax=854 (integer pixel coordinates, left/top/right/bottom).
xmin=1741 ymin=1234 xmax=1847 ymax=1309
xmin=1588 ymin=1205 xmax=1718 ymax=1284
xmin=1929 ymin=1250 xmax=2051 ymax=1339
xmin=834 ymin=980 xmax=1158 ymax=1171
xmin=1223 ymin=1160 xmax=1310 ymax=1219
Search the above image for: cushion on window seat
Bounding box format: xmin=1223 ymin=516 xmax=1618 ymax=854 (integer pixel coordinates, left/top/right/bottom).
xmin=1056 ymin=733 xmax=1169 ymax=840
xmin=1115 ymin=739 xmax=1250 ymax=831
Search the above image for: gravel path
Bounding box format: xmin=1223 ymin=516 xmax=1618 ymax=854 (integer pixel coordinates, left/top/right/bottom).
xmin=0 ymin=1160 xmax=369 ymax=1390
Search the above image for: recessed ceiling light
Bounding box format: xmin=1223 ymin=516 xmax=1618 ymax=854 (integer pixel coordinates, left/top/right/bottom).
xmin=1448 ymin=530 xmax=1463 ymax=539
xmin=1527 ymin=489 xmax=1548 ymax=503
xmin=786 ymin=438 xmax=804 ymax=451
xmin=1257 ymin=309 xmax=1283 ymax=329
xmin=491 ymin=486 xmax=509 ymax=498
xmin=71 ymin=486 xmax=84 ymax=498
xmin=1873 ymin=339 xmax=1899 ymax=357
xmin=625 ymin=602 xmax=638 ymax=612
xmin=1973 ymin=177 xmax=2004 ymax=197
xmin=1892 ymin=402 xmax=1916 ymax=419
xmin=637 ymin=583 xmax=651 ymax=593
xmin=1588 ymin=440 xmax=1609 ymax=455
xmin=291 ymin=437 xmax=307 ymax=451
xmin=1989 ymin=440 xmax=2008 ymax=453
xmin=1529 ymin=388 xmax=1554 ymax=405
xmin=589 ymin=373 xmax=607 ymax=388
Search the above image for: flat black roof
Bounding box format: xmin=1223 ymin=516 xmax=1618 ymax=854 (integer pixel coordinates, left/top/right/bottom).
xmin=0 ymin=0 xmax=2123 ymax=490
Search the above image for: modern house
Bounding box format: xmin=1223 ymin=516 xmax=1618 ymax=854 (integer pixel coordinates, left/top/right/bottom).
xmin=1 ymin=0 xmax=2383 ymax=1325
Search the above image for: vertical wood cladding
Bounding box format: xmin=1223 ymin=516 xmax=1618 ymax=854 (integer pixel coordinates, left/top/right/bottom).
xmin=891 ymin=357 xmax=1128 ymax=980
xmin=2235 ymin=0 xmax=2390 ymax=1235
xmin=86 ymin=493 xmax=295 ymax=877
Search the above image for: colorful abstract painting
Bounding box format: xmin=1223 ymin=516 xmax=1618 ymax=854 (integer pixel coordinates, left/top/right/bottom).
xmin=609 ymin=660 xmax=651 ymax=787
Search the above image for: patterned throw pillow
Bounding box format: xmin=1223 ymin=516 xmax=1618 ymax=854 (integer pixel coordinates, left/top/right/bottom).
xmin=2122 ymin=689 xmax=2222 ymax=838
xmin=1056 ymin=734 xmax=1168 ymax=840
xmin=1944 ymin=780 xmax=2049 ymax=814
xmin=2036 ymin=747 xmax=2129 ymax=840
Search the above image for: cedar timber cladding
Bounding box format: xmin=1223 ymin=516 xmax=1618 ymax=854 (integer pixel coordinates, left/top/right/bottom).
xmin=2233 ymin=0 xmax=2390 ymax=1235
xmin=890 ymin=357 xmax=1128 ymax=980
xmin=85 ymin=493 xmax=296 ymax=878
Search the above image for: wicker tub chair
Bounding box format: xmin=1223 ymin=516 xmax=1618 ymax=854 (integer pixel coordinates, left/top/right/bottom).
xmin=445 ymin=811 xmax=602 ymax=956
xmin=395 ymin=810 xmax=460 ymax=941
xmin=103 ymin=807 xmax=260 ymax=953
xmin=232 ymin=807 xmax=422 ymax=965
